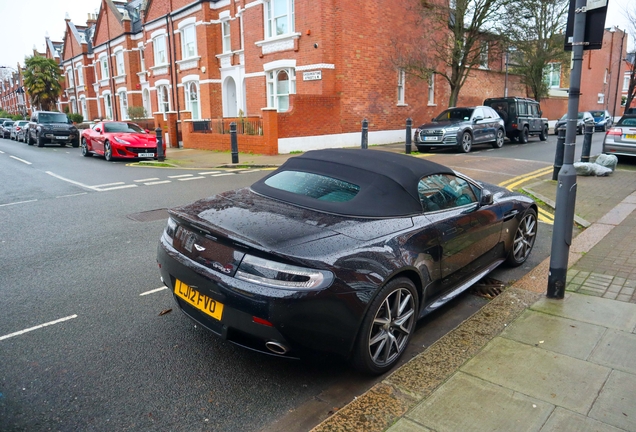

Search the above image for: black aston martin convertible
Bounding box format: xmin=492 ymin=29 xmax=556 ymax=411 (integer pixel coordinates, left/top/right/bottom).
xmin=157 ymin=149 xmax=537 ymax=374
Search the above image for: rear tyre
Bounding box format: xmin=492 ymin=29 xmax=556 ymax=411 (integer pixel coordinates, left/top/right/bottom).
xmin=351 ymin=277 xmax=418 ymax=374
xmin=37 ymin=134 xmax=44 ymax=147
xmin=519 ymin=127 xmax=529 ymax=144
xmin=459 ymin=132 xmax=472 ymax=153
xmin=28 ymin=132 xmax=34 ymax=145
xmin=72 ymin=139 xmax=79 ymax=148
xmin=539 ymin=126 xmax=548 ymax=141
xmin=492 ymin=129 xmax=504 ymax=148
xmin=506 ymin=208 xmax=537 ymax=267
xmin=104 ymin=141 xmax=113 ymax=161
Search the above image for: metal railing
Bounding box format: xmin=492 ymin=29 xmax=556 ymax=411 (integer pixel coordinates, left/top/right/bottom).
xmin=191 ymin=118 xmax=263 ymax=135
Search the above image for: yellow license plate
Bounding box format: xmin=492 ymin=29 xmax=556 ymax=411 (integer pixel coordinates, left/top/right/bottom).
xmin=174 ymin=279 xmax=224 ymax=321
xmin=625 ymin=134 xmax=636 ymax=139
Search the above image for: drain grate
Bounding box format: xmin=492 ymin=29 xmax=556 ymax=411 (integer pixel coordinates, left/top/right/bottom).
xmin=127 ymin=208 xmax=170 ymax=222
xmin=471 ymin=277 xmax=506 ymax=299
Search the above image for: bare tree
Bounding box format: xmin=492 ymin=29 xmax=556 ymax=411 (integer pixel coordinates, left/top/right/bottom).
xmin=499 ymin=0 xmax=570 ymax=102
xmin=623 ymin=6 xmax=636 ymax=112
xmin=392 ymin=0 xmax=507 ymax=107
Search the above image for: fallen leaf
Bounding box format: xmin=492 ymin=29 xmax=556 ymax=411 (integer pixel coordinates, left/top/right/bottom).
xmin=159 ymin=308 xmax=173 ymax=316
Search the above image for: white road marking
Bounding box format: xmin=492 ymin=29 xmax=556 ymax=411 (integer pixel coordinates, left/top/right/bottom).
xmin=134 ymin=178 xmax=160 ymax=182
xmin=140 ymin=287 xmax=168 ymax=296
xmin=239 ymin=169 xmax=262 ymax=173
xmin=179 ymin=176 xmax=205 ymax=181
xmin=198 ymin=171 xmax=221 ymax=175
xmin=168 ymin=174 xmax=193 ymax=179
xmin=0 ymin=315 xmax=78 ymax=341
xmin=92 ymin=182 xmax=125 ymax=188
xmin=46 ymin=171 xmax=99 ymax=191
xmin=10 ymin=156 xmax=32 ymax=165
xmin=211 ymin=173 xmax=236 ymax=177
xmin=96 ymin=184 xmax=138 ymax=191
xmin=144 ymin=180 xmax=172 ymax=185
xmin=56 ymin=193 xmax=88 ymax=198
xmin=0 ymin=199 xmax=38 ymax=207
xmin=0 ymin=150 xmax=4 ymax=153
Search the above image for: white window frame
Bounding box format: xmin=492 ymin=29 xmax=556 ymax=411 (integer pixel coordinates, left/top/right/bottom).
xmin=76 ymin=66 xmax=84 ymax=86
xmin=479 ymin=42 xmax=489 ymax=69
xmin=624 ymin=75 xmax=630 ymax=91
xmin=544 ymin=63 xmax=560 ymax=88
xmin=142 ymin=88 xmax=151 ymax=117
xmin=67 ymin=68 xmax=75 ymax=88
xmin=115 ymin=49 xmax=125 ymax=77
xmin=153 ymin=34 xmax=168 ymax=66
xmin=597 ymin=93 xmax=605 ymax=104
xmin=139 ymin=46 xmax=146 ymax=71
xmin=103 ymin=92 xmax=113 ymax=119
xmin=80 ymin=96 xmax=87 ymax=120
xmin=118 ymin=90 xmax=129 ymax=120
xmin=157 ymin=84 xmax=170 ymax=116
xmin=265 ymin=0 xmax=295 ymax=39
xmin=181 ymin=24 xmax=197 ymax=59
xmin=397 ymin=69 xmax=406 ymax=105
xmin=428 ymin=74 xmax=435 ymax=106
xmin=185 ymin=81 xmax=200 ymax=120
xmin=222 ymin=20 xmax=231 ymax=53
xmin=266 ymin=67 xmax=296 ymax=112
xmin=100 ymin=55 xmax=109 ymax=79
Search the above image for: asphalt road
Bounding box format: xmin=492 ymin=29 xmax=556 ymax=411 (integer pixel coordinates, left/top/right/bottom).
xmin=0 ymin=133 xmax=603 ymax=431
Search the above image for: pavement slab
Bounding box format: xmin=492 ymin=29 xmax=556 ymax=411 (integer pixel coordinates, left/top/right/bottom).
xmin=404 ymin=373 xmax=553 ymax=432
xmin=460 ymin=337 xmax=611 ymax=415
xmin=540 ymin=407 xmax=625 ymax=432
xmin=589 ymin=329 xmax=636 ymax=374
xmin=531 ymin=292 xmax=636 ymax=331
xmin=589 ymin=370 xmax=636 ymax=431
xmin=500 ymin=310 xmax=607 ymax=361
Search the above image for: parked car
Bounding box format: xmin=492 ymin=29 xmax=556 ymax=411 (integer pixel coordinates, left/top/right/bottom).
xmin=414 ymin=106 xmax=505 ymax=153
xmin=157 ymin=149 xmax=538 ymax=374
xmin=483 ymin=97 xmax=548 ymax=143
xmin=81 ymin=121 xmax=163 ymax=161
xmin=602 ymin=114 xmax=636 ymax=157
xmin=10 ymin=120 xmax=29 ymax=141
xmin=554 ymin=112 xmax=595 ymax=135
xmin=1 ymin=120 xmax=15 ymax=139
xmin=27 ymin=111 xmax=79 ymax=147
xmin=589 ymin=110 xmax=613 ymax=131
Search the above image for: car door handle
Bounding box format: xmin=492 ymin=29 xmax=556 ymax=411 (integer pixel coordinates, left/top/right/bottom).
xmin=444 ymin=227 xmax=458 ymax=235
xmin=504 ymin=210 xmax=519 ymax=221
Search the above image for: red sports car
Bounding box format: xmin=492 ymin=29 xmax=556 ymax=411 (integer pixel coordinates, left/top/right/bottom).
xmin=81 ymin=121 xmax=164 ymax=161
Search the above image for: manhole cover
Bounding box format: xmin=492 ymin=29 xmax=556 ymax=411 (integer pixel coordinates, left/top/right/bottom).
xmin=127 ymin=208 xmax=169 ymax=222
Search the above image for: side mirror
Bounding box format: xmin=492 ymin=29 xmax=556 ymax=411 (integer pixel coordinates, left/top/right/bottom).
xmin=95 ymin=127 xmax=102 ymax=133
xmin=480 ymin=190 xmax=493 ymax=206
xmin=473 ymin=116 xmax=484 ymax=123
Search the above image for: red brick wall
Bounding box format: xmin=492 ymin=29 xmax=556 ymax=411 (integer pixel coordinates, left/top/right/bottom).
xmin=278 ymin=95 xmax=341 ymax=138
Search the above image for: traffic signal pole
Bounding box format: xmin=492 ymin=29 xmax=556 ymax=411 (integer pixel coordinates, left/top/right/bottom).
xmin=547 ymin=0 xmax=587 ymax=298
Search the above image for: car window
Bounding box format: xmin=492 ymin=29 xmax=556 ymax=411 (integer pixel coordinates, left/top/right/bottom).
xmin=473 ymin=108 xmax=485 ymax=119
xmin=618 ymin=118 xmax=636 ymax=126
xmin=590 ymin=111 xmax=604 ymax=117
xmin=435 ymin=108 xmax=474 ymax=121
xmin=39 ymin=113 xmax=69 ymax=123
xmin=417 ymin=174 xmax=477 ymax=212
xmin=104 ymin=122 xmax=145 ymax=133
xmin=529 ymin=104 xmax=539 ymax=116
xmin=264 ymin=170 xmax=360 ymax=202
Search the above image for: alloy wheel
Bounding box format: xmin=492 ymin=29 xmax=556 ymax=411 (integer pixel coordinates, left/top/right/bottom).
xmin=460 ymin=132 xmax=472 ymax=153
xmin=510 ymin=211 xmax=537 ymax=265
xmin=104 ymin=142 xmax=112 ymax=161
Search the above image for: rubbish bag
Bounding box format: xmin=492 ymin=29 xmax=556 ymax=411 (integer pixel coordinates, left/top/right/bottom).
xmin=573 ymin=162 xmax=613 ymax=176
xmin=595 ymin=153 xmax=618 ymax=171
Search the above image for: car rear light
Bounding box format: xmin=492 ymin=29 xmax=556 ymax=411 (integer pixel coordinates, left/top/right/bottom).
xmin=511 ymin=123 xmax=518 ymax=129
xmin=235 ymin=254 xmax=334 ymax=290
xmin=162 ymin=217 xmax=178 ymax=246
xmin=606 ymin=128 xmax=622 ymax=137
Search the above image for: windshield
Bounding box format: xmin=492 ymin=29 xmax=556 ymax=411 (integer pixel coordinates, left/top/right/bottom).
xmin=589 ymin=111 xmax=605 ymax=117
xmin=434 ymin=108 xmax=474 ymax=122
xmin=39 ymin=113 xmax=69 ymax=123
xmin=103 ymin=122 xmax=145 ymax=133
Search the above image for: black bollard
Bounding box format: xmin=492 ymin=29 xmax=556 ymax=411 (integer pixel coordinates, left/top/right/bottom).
xmin=361 ymin=118 xmax=368 ymax=149
xmin=155 ymin=127 xmax=165 ymax=162
xmin=405 ymin=118 xmax=412 ymax=154
xmin=230 ymin=122 xmax=239 ymax=164
xmin=580 ymin=123 xmax=594 ymax=162
xmin=552 ymin=127 xmax=566 ymax=180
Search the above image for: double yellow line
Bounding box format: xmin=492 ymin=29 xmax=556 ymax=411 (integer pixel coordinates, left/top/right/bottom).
xmin=498 ymin=166 xmax=555 ymax=224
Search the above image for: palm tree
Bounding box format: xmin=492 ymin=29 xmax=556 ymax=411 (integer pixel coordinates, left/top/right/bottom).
xmin=23 ymin=56 xmax=63 ymax=111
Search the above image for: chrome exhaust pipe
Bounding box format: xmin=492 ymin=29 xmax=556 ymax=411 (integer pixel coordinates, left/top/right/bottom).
xmin=265 ymin=340 xmax=289 ymax=355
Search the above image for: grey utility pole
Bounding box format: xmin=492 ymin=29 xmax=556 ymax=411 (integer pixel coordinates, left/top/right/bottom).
xmin=547 ymin=0 xmax=587 ymax=298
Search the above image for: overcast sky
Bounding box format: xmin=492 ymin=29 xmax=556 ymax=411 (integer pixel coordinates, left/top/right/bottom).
xmin=0 ymin=0 xmax=633 ymax=69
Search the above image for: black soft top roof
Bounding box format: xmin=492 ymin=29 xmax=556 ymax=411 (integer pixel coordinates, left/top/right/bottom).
xmin=251 ymin=149 xmax=454 ymax=217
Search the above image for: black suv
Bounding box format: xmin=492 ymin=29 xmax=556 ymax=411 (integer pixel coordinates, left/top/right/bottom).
xmin=483 ymin=97 xmax=549 ymax=143
xmin=28 ymin=111 xmax=79 ymax=147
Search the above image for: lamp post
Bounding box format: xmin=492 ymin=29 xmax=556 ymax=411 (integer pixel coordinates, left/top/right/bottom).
xmin=612 ymin=29 xmax=626 ymax=120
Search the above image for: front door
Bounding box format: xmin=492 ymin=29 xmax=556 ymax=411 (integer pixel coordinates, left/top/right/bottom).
xmin=224 ymin=77 xmax=237 ymax=118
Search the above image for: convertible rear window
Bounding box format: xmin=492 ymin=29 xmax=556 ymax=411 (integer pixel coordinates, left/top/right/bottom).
xmin=264 ymin=171 xmax=360 ymax=202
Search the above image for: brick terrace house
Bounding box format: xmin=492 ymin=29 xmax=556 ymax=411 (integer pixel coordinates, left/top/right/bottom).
xmin=0 ymin=67 xmax=29 ymax=118
xmin=55 ymin=0 xmax=527 ymax=154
